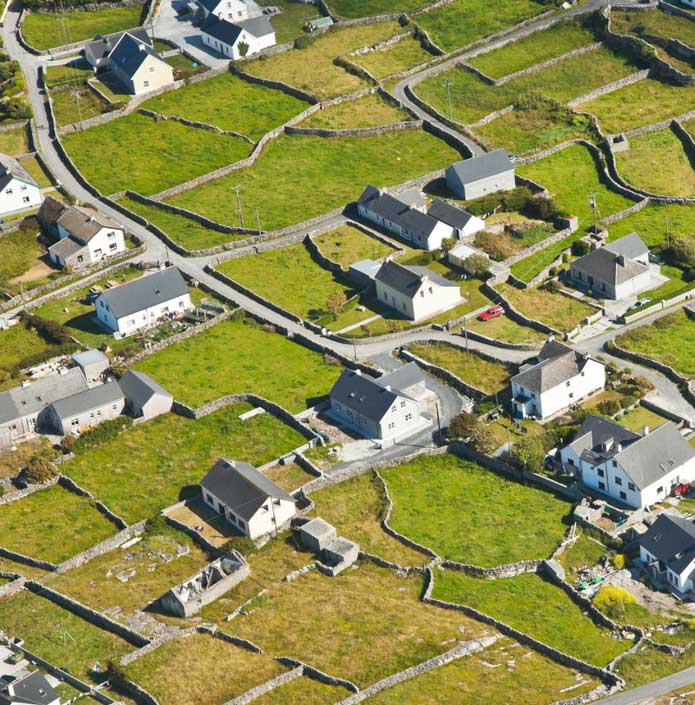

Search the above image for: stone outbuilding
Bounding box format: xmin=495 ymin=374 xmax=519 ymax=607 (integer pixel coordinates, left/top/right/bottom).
xmin=119 ymin=370 xmax=173 ymax=420
xmin=299 ymin=517 xmax=337 ymax=553
xmin=72 ymin=349 xmax=110 ymax=386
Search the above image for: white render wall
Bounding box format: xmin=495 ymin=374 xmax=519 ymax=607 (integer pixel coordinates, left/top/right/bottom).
xmin=52 ymin=396 xmax=126 ymax=435
xmin=95 ymin=292 xmax=193 ymax=336
xmin=375 ymin=278 xmax=461 ymax=322
xmin=0 ymin=177 xmax=42 ymax=217
xmin=640 ymin=545 xmax=695 ymax=593
xmin=201 ymin=28 xmax=276 ymax=60
xmin=447 ymin=168 xmax=516 ymax=201
xmin=129 ymin=55 xmax=175 ymax=95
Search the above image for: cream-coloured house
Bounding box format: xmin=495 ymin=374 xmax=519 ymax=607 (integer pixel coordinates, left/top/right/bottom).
xmin=108 ymin=32 xmax=174 ymax=95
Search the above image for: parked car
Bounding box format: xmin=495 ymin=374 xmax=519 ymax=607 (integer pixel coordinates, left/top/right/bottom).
xmin=479 ymin=305 xmax=505 ymax=321
xmin=629 ymin=297 xmax=652 ymax=310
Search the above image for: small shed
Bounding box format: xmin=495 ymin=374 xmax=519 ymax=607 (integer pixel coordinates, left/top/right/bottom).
xmin=299 ymin=517 xmax=337 ymax=552
xmin=307 ymin=16 xmax=333 ymax=32
xmin=322 ymin=536 xmax=359 ymax=575
xmin=72 ymin=349 xmax=109 ymax=386
xmin=119 ymin=370 xmax=173 ymax=420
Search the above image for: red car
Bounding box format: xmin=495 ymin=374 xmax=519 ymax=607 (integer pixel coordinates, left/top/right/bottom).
xmin=479 ymin=305 xmax=505 ymax=321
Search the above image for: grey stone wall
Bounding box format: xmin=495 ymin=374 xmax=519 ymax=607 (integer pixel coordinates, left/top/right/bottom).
xmin=58 ymin=475 xmax=128 ymax=530
xmin=442 ymin=557 xmax=542 ymax=579
xmin=223 ymin=667 xmax=304 ymax=705
xmin=275 ymin=656 xmax=359 ymax=693
xmin=567 ymin=69 xmax=650 ymax=109
xmin=0 ymin=546 xmax=56 ymax=572
xmin=285 ymin=120 xmax=422 ymax=138
xmin=0 ymin=476 xmax=59 ymax=506
xmin=482 ymin=281 xmax=559 ymax=336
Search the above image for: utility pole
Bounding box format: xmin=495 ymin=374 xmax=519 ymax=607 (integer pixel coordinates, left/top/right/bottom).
xmin=589 ymin=193 xmax=598 ymax=234
xmin=435 ymin=402 xmax=441 ymax=446
xmin=462 ymin=317 xmax=469 ymax=359
xmin=666 ymin=214 xmax=671 ymax=250
xmin=256 ymin=207 xmax=261 ymax=234
xmin=231 ymin=185 xmax=244 ymax=228
xmin=443 ymin=79 xmax=453 ymax=121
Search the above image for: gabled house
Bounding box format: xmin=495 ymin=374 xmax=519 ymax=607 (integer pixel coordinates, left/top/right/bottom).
xmin=427 ymin=199 xmax=485 ymax=239
xmin=47 ymin=380 xmax=125 ymax=436
xmin=640 ymin=514 xmax=695 ymax=596
xmin=94 ymin=267 xmax=192 ymax=337
xmin=201 ymin=14 xmax=276 ymax=60
xmin=511 ymin=340 xmax=605 ymax=420
xmin=561 ymin=415 xmax=695 ymax=509
xmin=0 ymin=154 xmax=42 ymax=218
xmin=374 ymin=260 xmax=462 ymax=322
xmin=357 ymin=185 xmax=453 ymax=251
xmin=195 ymin=0 xmax=260 ymax=21
xmin=200 ymin=458 xmax=297 ymax=539
xmin=328 ymin=365 xmax=430 ymax=445
xmin=445 ymin=149 xmax=516 ymax=201
xmin=569 ymin=233 xmax=654 ymax=300
xmin=39 ymin=197 xmax=126 ymax=270
xmin=0 ymin=670 xmax=60 ymax=705
xmin=119 ymin=370 xmax=173 ymax=420
xmin=84 ymin=27 xmax=151 ymax=69
xmin=106 ymin=32 xmax=174 ymax=95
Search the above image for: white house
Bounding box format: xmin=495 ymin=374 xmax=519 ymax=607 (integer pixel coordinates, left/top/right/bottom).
xmin=328 ymin=364 xmax=430 ymax=445
xmin=570 ymin=233 xmax=654 ymax=300
xmin=107 ymin=32 xmax=174 ymax=95
xmin=119 ymin=370 xmax=173 ymax=420
xmin=0 ymin=154 xmax=42 ymax=218
xmin=357 ymin=185 xmax=453 ymax=251
xmin=195 ymin=0 xmax=261 ymax=21
xmin=374 ymin=260 xmax=462 ymax=322
xmin=39 ymin=197 xmax=126 ymax=270
xmin=201 ymin=14 xmax=276 ymax=60
xmin=560 ymin=415 xmax=695 ymax=509
xmin=0 ymin=670 xmax=60 ymax=705
xmin=200 ymin=458 xmax=297 ymax=539
xmin=427 ymin=199 xmax=485 ymax=239
xmin=48 ymin=380 xmax=125 ymax=436
xmin=95 ymin=267 xmax=192 ymax=337
xmin=511 ymin=340 xmax=606 ymax=420
xmin=640 ymin=514 xmax=695 ymax=597
xmin=445 ymin=149 xmax=516 ymax=201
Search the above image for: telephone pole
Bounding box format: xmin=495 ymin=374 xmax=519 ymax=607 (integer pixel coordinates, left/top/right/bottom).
xmin=666 ymin=214 xmax=670 ymax=249
xmin=443 ymin=79 xmax=454 ymax=121
xmin=231 ymin=185 xmax=244 ymax=228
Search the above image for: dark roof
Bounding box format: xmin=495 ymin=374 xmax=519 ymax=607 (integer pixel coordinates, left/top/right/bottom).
xmin=99 ymin=267 xmax=189 ymax=320
xmin=238 ymin=14 xmax=274 ymax=37
xmin=376 ymin=362 xmax=425 ymax=393
xmin=38 ymin=195 xmax=66 ymax=227
xmin=0 ymin=670 xmax=59 ymax=705
xmin=109 ymin=31 xmax=162 ymax=78
xmin=201 ymin=14 xmax=244 ymax=45
xmin=605 ymin=232 xmax=649 ymax=261
xmin=357 ymin=184 xmax=380 ymax=204
xmin=358 ymin=186 xmax=441 ymax=240
xmin=195 ymin=0 xmax=221 ymax=12
xmin=50 ymin=380 xmax=124 ymax=420
xmin=84 ymin=27 xmax=150 ymax=63
xmin=427 ymin=199 xmax=477 ymax=228
xmin=640 ymin=514 xmax=695 ymax=575
xmin=513 ymin=340 xmax=595 ymax=394
xmin=200 ymin=459 xmax=294 ymax=521
xmin=375 ymin=260 xmax=457 ymax=298
xmin=446 ymin=149 xmax=514 ymax=186
xmin=330 ymin=369 xmax=402 ymax=423
xmin=567 ymin=414 xmax=641 ymax=462
xmin=0 ymin=154 xmax=38 ymax=191
xmin=47 ymin=235 xmax=84 ymax=260
xmin=571 ymin=246 xmax=649 ymax=286
xmin=119 ymin=370 xmax=172 ymax=408
xmin=56 ymin=204 xmax=122 ymax=243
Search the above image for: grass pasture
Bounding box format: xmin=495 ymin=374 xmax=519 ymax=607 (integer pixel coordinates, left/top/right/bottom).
xmin=327 ymin=0 xmax=427 ymax=18
xmin=0 ymin=321 xmax=59 ymax=378
xmin=381 ymin=454 xmax=571 ymax=567
xmin=300 ymin=92 xmax=410 ymax=129
xmin=50 ymin=84 xmax=107 ymax=127
xmin=252 ymin=677 xmax=349 ymax=705
xmin=606 ymin=203 xmax=695 ymax=248
xmin=0 ymin=218 xmax=52 ymax=296
xmin=0 ymin=124 xmax=30 ymax=155
xmin=610 ymin=8 xmax=695 ymax=50
xmin=314 ymin=225 xmax=397 ymax=267
xmin=258 ymin=0 xmax=317 ymax=43
xmin=509 ymin=231 xmax=581 ymax=283
xmin=353 ymin=34 xmax=436 ymax=78
xmin=466 ymin=313 xmax=546 ymax=344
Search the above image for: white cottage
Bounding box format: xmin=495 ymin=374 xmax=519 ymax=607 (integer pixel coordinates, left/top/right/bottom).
xmin=445 ymin=149 xmax=516 ymax=201
xmin=107 ymin=32 xmax=174 ymax=95
xmin=48 ymin=380 xmax=125 ymax=436
xmin=640 ymin=514 xmax=695 ymax=597
xmin=201 ymin=14 xmax=276 ymax=60
xmin=0 ymin=154 xmax=42 ymax=218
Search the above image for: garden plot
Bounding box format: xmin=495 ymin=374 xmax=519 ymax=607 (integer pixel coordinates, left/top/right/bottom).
xmin=0 ymin=591 xmax=133 ymax=681
xmin=606 ymin=203 xmax=695 ymax=248
xmin=142 ymin=73 xmax=310 ymax=142
xmin=134 ymin=318 xmax=342 ymax=411
xmin=0 ymin=484 xmax=117 ymax=565
xmin=508 ymin=231 xmax=581 ymax=284
xmin=62 ymin=112 xmax=252 ymax=196
xmin=414 ymin=45 xmax=636 ymax=125
xmin=558 ymin=531 xmax=608 ymax=585
xmin=244 ymin=22 xmax=403 ymax=100
xmin=124 ymin=632 xmax=287 ymax=705
xmin=352 ymin=34 xmax=436 ymax=79
xmin=616 ymin=128 xmax=695 ymax=197
xmin=610 ymin=8 xmax=695 ymax=50
xmin=381 ymin=454 xmax=571 ymax=567
xmin=433 ymin=570 xmax=631 ymax=667
xmin=257 ymin=0 xmax=317 ymax=44
xmin=50 ymin=84 xmax=108 ymax=127
xmin=314 ymin=224 xmax=397 ymax=267
xmin=0 ymin=217 xmax=55 ymax=297
xmin=231 ymin=562 xmax=490 ymax=687
xmin=365 ymin=636 xmax=599 ymax=705
xmin=262 ymin=461 xmax=315 ymax=493
xmin=0 ymin=124 xmax=30 ymax=156
xmin=164 ymin=131 xmax=459 ymax=231
xmin=62 ymin=401 xmax=306 ymax=524
xmin=299 ymin=92 xmax=411 ymax=130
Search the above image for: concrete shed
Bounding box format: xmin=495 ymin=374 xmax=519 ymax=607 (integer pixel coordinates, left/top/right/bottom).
xmin=119 ymin=370 xmax=173 ymax=420
xmin=299 ymin=517 xmax=337 ymax=552
xmin=72 ymin=349 xmax=110 ymax=386
xmin=322 ymin=536 xmax=359 ymax=575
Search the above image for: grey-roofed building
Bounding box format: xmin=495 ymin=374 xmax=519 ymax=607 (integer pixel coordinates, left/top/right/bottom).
xmin=0 ymin=367 xmax=89 ymax=444
xmin=119 ymin=370 xmax=173 ymax=420
xmin=328 ymin=367 xmax=430 ymax=445
xmin=194 ymin=0 xmax=262 ymax=21
xmin=427 ymin=199 xmax=485 ymax=239
xmin=374 ymin=260 xmax=462 ymax=322
xmin=511 ymin=340 xmax=606 ymax=420
xmin=106 ymin=31 xmax=173 ymax=95
xmin=347 ymin=258 xmax=382 ymax=288
xmin=0 ymin=153 xmax=42 ymax=218
xmin=201 ymin=13 xmax=276 ymax=60
xmin=562 ymin=415 xmax=695 ymax=509
xmin=640 ymin=514 xmax=695 ymax=596
xmin=72 ymin=349 xmax=110 ymax=386
xmin=95 ymin=267 xmax=192 ymax=337
xmin=83 ymin=27 xmax=151 ymax=68
xmin=0 ymin=670 xmax=60 ymax=705
xmin=445 ymin=149 xmax=516 ymax=201
xmin=48 ymin=380 xmax=125 ymax=435
xmin=569 ymin=233 xmax=654 ymax=300
xmin=375 ymin=361 xmax=426 ymax=400
xmin=299 ymin=517 xmax=337 ymax=552
xmin=200 ymin=459 xmax=297 ymax=539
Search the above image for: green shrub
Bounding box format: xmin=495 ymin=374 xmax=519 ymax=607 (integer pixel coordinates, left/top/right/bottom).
xmin=597 ymin=399 xmax=621 ymax=416
xmin=24 ymin=455 xmax=58 ymax=484
xmin=72 ymin=416 xmax=133 ymax=454
xmin=572 ymin=240 xmax=590 ymax=257
xmin=593 ymin=585 xmax=636 ymax=618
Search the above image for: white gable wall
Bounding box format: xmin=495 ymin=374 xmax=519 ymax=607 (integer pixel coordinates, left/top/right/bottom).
xmin=0 ymin=176 xmax=42 ymax=217
xmin=96 ymin=291 xmax=193 ymax=336
xmin=376 ymin=277 xmax=461 ymax=322
xmin=640 ymin=545 xmax=695 ymax=593
xmin=447 ymin=168 xmax=516 ymax=201
xmin=202 ymin=27 xmax=276 ymax=59
xmin=129 ymin=54 xmax=174 ymax=95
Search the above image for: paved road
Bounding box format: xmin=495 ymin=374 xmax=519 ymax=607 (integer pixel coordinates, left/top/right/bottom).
xmin=597 ymin=668 xmax=695 ymax=705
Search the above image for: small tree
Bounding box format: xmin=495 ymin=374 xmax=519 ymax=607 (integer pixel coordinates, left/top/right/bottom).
xmin=25 ymin=455 xmax=58 ymax=484
xmin=471 ymin=423 xmax=496 ymax=455
xmin=440 ymin=237 xmax=457 ymax=255
xmin=593 ymin=585 xmax=636 ymax=619
xmin=448 ymin=412 xmax=478 ymax=440
xmin=326 ymin=290 xmax=347 ymax=320
xmin=237 ymin=40 xmax=250 ymax=58
xmin=511 ymin=435 xmax=545 ymax=474
xmin=463 ymin=253 xmax=490 ymax=277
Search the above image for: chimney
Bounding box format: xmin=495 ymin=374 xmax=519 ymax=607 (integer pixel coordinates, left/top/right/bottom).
xmin=643 ymin=425 xmax=649 ymax=436
xmin=384 ymin=385 xmax=392 ymax=392
xmin=617 ymin=254 xmax=626 ymax=266
xmin=354 ymin=369 xmax=361 ymax=376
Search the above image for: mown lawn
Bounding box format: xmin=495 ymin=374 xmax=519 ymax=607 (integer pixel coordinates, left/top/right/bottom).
xmin=22 ymin=5 xmax=141 ymax=51
xmin=134 ymin=318 xmax=342 ymax=411
xmin=616 ymin=128 xmax=695 ymax=197
xmin=62 ymin=112 xmax=252 ymax=196
xmin=0 ymin=218 xmax=51 ymax=296
xmin=0 ymin=591 xmax=132 ymax=681
xmin=63 ymin=402 xmax=305 ymax=524
xmin=314 ymin=224 xmax=396 ymax=267
xmin=244 ymin=22 xmax=402 ymax=99
xmin=300 ymin=92 xmax=410 ymax=129
xmin=616 ymin=310 xmax=695 ymax=378
xmin=258 ymin=0 xmax=317 ymax=43
xmin=44 ymin=61 xmax=94 ymax=89
xmin=433 ymin=570 xmax=631 ymax=666
xmin=415 ymin=47 xmax=637 ymax=125
xmin=165 ymin=131 xmax=460 ymax=231
xmin=606 ymin=203 xmax=695 ymax=248
xmin=408 ymin=341 xmax=515 ymax=395
xmin=466 ymin=312 xmax=546 ymax=344
xmin=143 ymin=72 xmax=309 ymax=141
xmin=509 ymin=231 xmax=582 ymax=283
xmin=353 ymin=34 xmax=436 ymax=78
xmin=382 ymin=454 xmax=571 ymax=566
xmin=469 ymin=21 xmax=597 ymax=79
xmin=635 ymin=263 xmax=695 ymax=308
xmin=0 ymin=124 xmax=30 ymax=155
xmin=0 ymin=485 xmax=116 ymax=564
xmin=0 ymin=322 xmax=59 ymax=378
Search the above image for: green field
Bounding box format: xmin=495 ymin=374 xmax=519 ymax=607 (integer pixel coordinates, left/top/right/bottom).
xmin=22 ymin=6 xmax=142 ymax=51
xmin=300 ymin=92 xmax=410 ymax=129
xmin=62 ymin=113 xmax=252 ymax=196
xmin=143 ymin=73 xmax=309 ymax=141
xmin=63 ymin=402 xmax=305 ymax=524
xmin=0 ymin=322 xmax=61 ymax=379
xmin=135 ymin=318 xmax=342 ymax=411
xmin=165 ymin=131 xmax=460 ymax=231
xmin=44 ymin=61 xmax=94 ymax=89
xmin=381 ymin=454 xmax=571 ymax=567
xmin=0 ymin=124 xmax=30 ymax=155
xmin=610 ymin=8 xmax=695 ymax=50
xmin=314 ymin=224 xmax=396 ymax=267
xmin=50 ymin=84 xmax=107 ymax=127
xmin=250 ymin=677 xmax=349 ymax=705
xmin=258 ymin=0 xmax=317 ymax=43
xmin=0 ymin=218 xmax=52 ymax=296
xmin=466 ymin=312 xmax=546 ymax=344
xmin=606 ymin=203 xmax=695 ymax=247
xmin=433 ymin=570 xmax=631 ymax=666
xmin=509 ymin=231 xmax=582 ymax=283
xmin=353 ymin=34 xmax=436 ymax=78
xmin=327 ymin=0 xmax=427 ymax=18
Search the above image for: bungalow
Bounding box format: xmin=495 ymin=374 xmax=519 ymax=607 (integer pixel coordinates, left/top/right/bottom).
xmin=200 ymin=458 xmax=297 ymax=539
xmin=561 ymin=415 xmax=695 ymax=509
xmin=119 ymin=370 xmax=173 ymax=420
xmin=511 ymin=340 xmax=606 ymax=420
xmin=374 ymin=260 xmax=462 ymax=322
xmin=569 ymin=233 xmax=654 ymax=300
xmin=357 ymin=185 xmax=453 ymax=251
xmin=0 ymin=670 xmax=60 ymax=705
xmin=445 ymin=149 xmax=516 ymax=201
xmin=201 ymin=14 xmax=276 ymax=60
xmin=0 ymin=154 xmax=42 ymax=218
xmin=47 ymin=380 xmax=125 ymax=436
xmin=106 ymin=32 xmax=174 ymax=95
xmin=84 ymin=27 xmax=151 ymax=69
xmin=328 ymin=364 xmax=430 ymax=445
xmin=94 ymin=267 xmax=193 ymax=337
xmin=427 ymin=199 xmax=485 ymax=239
xmin=640 ymin=514 xmax=695 ymax=597
xmin=39 ymin=197 xmax=126 ymax=270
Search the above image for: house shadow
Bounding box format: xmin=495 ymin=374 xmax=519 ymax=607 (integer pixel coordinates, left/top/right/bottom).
xmin=63 ymin=312 xmax=109 ymax=337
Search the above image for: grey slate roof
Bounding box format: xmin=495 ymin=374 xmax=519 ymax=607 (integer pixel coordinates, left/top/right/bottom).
xmin=0 ymin=154 xmax=38 ymax=191
xmin=348 ymin=258 xmax=381 ymax=281
xmin=605 ymin=232 xmax=649 ymax=261
xmin=84 ymin=27 xmax=150 ymax=64
xmin=1 ymin=670 xmax=59 ymax=705
xmin=376 ymin=362 xmax=425 ymax=393
xmin=375 ymin=260 xmax=458 ymax=298
xmin=202 ymin=14 xmax=273 ymax=45
xmin=330 ymin=369 xmax=401 ymax=423
xmin=57 ymin=204 xmax=122 ymax=243
xmin=73 ymin=349 xmax=109 ymax=369
xmin=110 ymin=31 xmax=162 ymax=79
xmin=567 ymin=414 xmax=641 ymax=461
xmin=99 ymin=267 xmax=189 ymax=320
xmin=119 ymin=370 xmax=172 ymax=409
xmin=48 ymin=235 xmax=84 ymax=260
xmin=640 ymin=514 xmax=695 ymax=575
xmin=571 ymin=246 xmax=649 ymax=286
xmin=200 ymin=459 xmax=294 ymax=521
xmin=49 ymin=380 xmax=124 ymax=421
xmin=358 ymin=185 xmax=439 ymax=239
xmin=512 ymin=340 xmax=594 ymax=394
xmin=238 ymin=14 xmax=274 ymax=37
xmin=446 ymin=149 xmax=514 ymax=186
xmin=427 ymin=199 xmax=477 ymax=229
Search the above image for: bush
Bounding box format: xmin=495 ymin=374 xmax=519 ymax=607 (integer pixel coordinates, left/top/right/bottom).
xmin=72 ymin=417 xmax=133 ymax=454
xmin=597 ymin=399 xmax=621 ymax=416
xmin=620 ymin=395 xmax=638 ymax=409
xmin=633 ymin=375 xmax=655 ymax=393
xmin=593 ymin=585 xmax=636 ymax=619
xmin=511 ymin=435 xmax=545 ymax=474
xmin=60 ymin=435 xmax=76 ymax=454
xmin=613 ymin=554 xmax=625 ymax=570
xmin=571 ymin=240 xmax=590 ymax=257
xmin=294 ymin=34 xmax=315 ymax=50
xmin=25 ymin=455 xmax=58 ymax=484
xmin=448 ymin=412 xmax=478 ymax=440
xmin=470 ymin=423 xmax=497 ymax=455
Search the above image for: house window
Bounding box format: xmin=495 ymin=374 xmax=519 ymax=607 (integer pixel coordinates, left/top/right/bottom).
xmin=620 ymin=491 xmax=626 ymax=500
xmin=71 ymin=418 xmax=79 ymax=426
xmin=94 ymin=249 xmax=102 ymax=257
xmin=149 ymin=66 xmax=155 ymax=72
xmin=598 ymin=468 xmax=604 ymax=477
xmin=20 ymin=185 xmax=26 ymax=191
xmin=109 ymin=243 xmax=117 ymax=250
xmin=405 ymin=413 xmax=412 ymax=421
xmin=108 ymin=231 xmax=116 ymax=238
xmin=22 ymin=196 xmax=30 ymax=203
xmin=5 ymin=188 xmax=11 ymax=194
xmin=599 ymin=481 xmax=605 ymax=490
xmin=112 ymin=404 xmax=117 ymax=410
xmin=628 ymin=482 xmax=635 ymax=491
xmin=568 ymin=392 xmax=574 ymax=399
xmin=77 ymin=255 xmax=84 ymax=263
xmin=657 ymin=486 xmax=664 ymax=494
xmin=420 ymin=291 xmax=424 ymax=297
xmin=144 ymin=80 xmax=150 ymax=87
xmin=615 ymin=477 xmax=622 ymax=486
xmin=568 ymin=458 xmax=575 ymax=466
xmin=612 ymin=460 xmax=617 ymax=467
xmin=566 ymin=381 xmax=571 ymax=387
xmin=400 ymin=401 xmax=406 ymax=408
xmin=388 ymin=422 xmax=395 ymax=430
